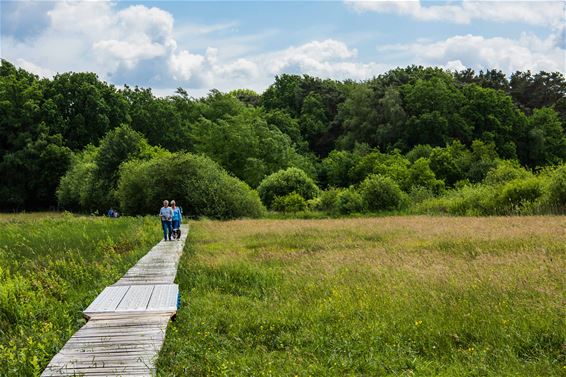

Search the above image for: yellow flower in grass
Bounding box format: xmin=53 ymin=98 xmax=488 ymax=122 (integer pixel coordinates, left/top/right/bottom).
xmin=415 ymin=320 xmax=423 ymax=326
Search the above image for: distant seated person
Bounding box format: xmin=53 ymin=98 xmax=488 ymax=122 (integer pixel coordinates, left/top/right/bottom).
xmin=107 ymin=208 xmax=115 ymax=218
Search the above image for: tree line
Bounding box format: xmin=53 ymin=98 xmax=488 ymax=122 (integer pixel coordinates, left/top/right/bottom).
xmin=0 ymin=59 xmax=564 ymax=216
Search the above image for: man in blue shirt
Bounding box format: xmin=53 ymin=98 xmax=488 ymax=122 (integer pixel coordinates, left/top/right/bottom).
xmin=159 ymin=200 xmax=173 ymax=241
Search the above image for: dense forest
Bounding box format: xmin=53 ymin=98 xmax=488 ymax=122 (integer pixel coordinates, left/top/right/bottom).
xmin=1 ymin=59 xmax=565 ymax=217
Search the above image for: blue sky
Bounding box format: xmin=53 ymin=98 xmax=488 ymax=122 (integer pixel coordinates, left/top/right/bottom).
xmin=1 ymin=1 xmax=564 ymax=97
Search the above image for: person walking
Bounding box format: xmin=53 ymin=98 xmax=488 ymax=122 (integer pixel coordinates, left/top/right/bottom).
xmin=171 ymin=200 xmax=182 ymax=240
xmin=159 ymin=200 xmax=173 ymax=241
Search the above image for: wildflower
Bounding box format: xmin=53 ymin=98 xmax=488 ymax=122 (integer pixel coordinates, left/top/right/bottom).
xmin=415 ymin=320 xmax=423 ymax=326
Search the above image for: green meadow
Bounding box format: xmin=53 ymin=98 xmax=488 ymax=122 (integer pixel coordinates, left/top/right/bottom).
xmin=1 ymin=214 xmax=564 ymax=376
xmin=0 ymin=213 xmax=160 ymax=376
xmin=158 ymin=217 xmax=566 ymax=376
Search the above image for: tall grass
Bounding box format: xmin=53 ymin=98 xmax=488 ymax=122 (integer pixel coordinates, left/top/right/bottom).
xmin=0 ymin=213 xmax=160 ymax=376
xmin=158 ymin=217 xmax=566 ymax=376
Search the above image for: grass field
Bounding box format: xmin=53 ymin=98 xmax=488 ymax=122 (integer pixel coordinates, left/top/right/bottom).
xmin=158 ymin=216 xmax=566 ymax=376
xmin=0 ymin=213 xmax=160 ymax=376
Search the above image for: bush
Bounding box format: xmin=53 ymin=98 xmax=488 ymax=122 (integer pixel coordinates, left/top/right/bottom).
xmin=272 ymin=192 xmax=307 ymax=213
xmin=257 ymin=167 xmax=320 ymax=209
xmin=493 ymin=177 xmax=544 ymax=213
xmin=317 ymin=188 xmax=340 ymax=213
xmin=428 ymin=141 xmax=471 ymax=186
xmin=57 ymin=146 xmax=104 ymax=212
xmin=408 ymin=186 xmax=436 ymax=204
xmin=484 ymin=160 xmax=531 ymax=186
xmin=57 ymin=127 xmax=159 ymax=213
xmin=546 ymin=165 xmax=566 ymax=207
xmin=406 ymin=144 xmax=433 ymax=163
xmin=306 ymin=197 xmax=321 ymax=211
xmin=405 ymin=158 xmax=445 ymax=193
xmin=350 ymin=151 xmax=410 ymax=186
xmin=117 ymin=152 xmax=264 ymax=219
xmin=360 ymin=174 xmax=407 ymax=211
xmin=321 ymin=150 xmax=355 ymax=188
xmin=415 ymin=185 xmax=496 ymax=216
xmin=336 ymin=187 xmax=364 ymax=214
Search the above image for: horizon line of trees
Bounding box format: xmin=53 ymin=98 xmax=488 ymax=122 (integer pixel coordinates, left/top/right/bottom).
xmin=0 ymin=59 xmax=564 ymax=213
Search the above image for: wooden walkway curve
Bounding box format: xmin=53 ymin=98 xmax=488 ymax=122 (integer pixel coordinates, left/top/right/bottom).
xmin=42 ymin=225 xmax=189 ymax=377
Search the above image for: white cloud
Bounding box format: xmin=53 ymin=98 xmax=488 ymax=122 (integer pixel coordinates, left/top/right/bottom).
xmin=260 ymin=39 xmax=388 ymax=80
xmin=1 ymin=1 xmax=179 ymax=76
xmin=15 ymin=58 xmax=56 ymax=78
xmin=47 ymin=1 xmax=115 ymax=37
xmin=380 ymin=32 xmax=566 ymax=73
xmin=5 ymin=0 xmax=562 ymax=99
xmin=175 ymin=21 xmax=240 ymax=37
xmin=169 ymin=50 xmax=205 ymax=81
xmin=2 ymin=1 xmax=389 ymax=93
xmin=346 ymin=0 xmax=565 ymax=27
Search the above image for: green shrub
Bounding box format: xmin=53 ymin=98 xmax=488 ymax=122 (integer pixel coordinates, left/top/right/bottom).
xmin=317 ymin=188 xmax=340 ymax=213
xmin=57 ymin=127 xmax=159 ymax=213
xmin=57 ymin=146 xmax=103 ymax=213
xmin=546 ymin=165 xmax=566 ymax=207
xmin=57 ymin=158 xmax=95 ymax=211
xmin=484 ymin=160 xmax=531 ymax=186
xmin=118 ymin=153 xmax=264 ymax=219
xmin=415 ymin=184 xmax=496 ymax=216
xmin=350 ymin=151 xmax=410 ymax=186
xmin=360 ymin=174 xmax=407 ymax=211
xmin=408 ymin=186 xmax=436 ymax=204
xmin=272 ymin=192 xmax=307 ymax=213
xmin=406 ymin=144 xmax=433 ymax=163
xmin=336 ymin=187 xmax=364 ymax=214
xmin=306 ymin=197 xmax=321 ymax=211
xmin=321 ymin=150 xmax=355 ymax=188
xmin=257 ymin=167 xmax=320 ymax=209
xmin=405 ymin=158 xmax=445 ymax=193
xmin=466 ymin=140 xmax=499 ymax=183
xmin=428 ymin=141 xmax=471 ymax=186
xmin=494 ymin=177 xmax=544 ymax=213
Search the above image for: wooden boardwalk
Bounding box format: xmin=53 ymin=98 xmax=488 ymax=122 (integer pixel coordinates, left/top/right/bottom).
xmin=42 ymin=225 xmax=189 ymax=377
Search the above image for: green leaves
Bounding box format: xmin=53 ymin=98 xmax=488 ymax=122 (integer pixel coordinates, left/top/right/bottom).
xmin=257 ymin=167 xmax=320 ymax=209
xmin=190 ymin=105 xmax=301 ymax=187
xmin=117 ymin=152 xmax=265 ymax=219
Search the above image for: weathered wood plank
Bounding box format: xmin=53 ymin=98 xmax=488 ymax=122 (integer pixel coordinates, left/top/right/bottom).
xmin=115 ymin=285 xmax=154 ymax=312
xmin=84 ymin=286 xmax=130 ymax=313
xmin=147 ymin=284 xmax=178 ymax=312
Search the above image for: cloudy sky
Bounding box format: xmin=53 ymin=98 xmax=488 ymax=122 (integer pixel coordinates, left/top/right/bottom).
xmin=1 ymin=0 xmax=565 ymax=97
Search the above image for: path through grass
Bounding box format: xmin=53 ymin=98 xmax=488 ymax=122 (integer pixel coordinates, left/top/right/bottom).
xmin=158 ymin=216 xmax=566 ymax=376
xmin=0 ymin=213 xmax=160 ymax=376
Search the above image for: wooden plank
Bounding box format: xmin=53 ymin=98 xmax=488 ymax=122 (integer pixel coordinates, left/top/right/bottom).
xmin=115 ymin=285 xmax=154 ymax=312
xmin=147 ymin=284 xmax=178 ymax=312
xmin=84 ymin=286 xmax=129 ymax=313
xmin=84 ymin=284 xmax=178 ymax=317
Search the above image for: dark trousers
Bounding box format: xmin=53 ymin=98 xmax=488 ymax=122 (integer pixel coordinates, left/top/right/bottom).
xmin=162 ymin=220 xmax=172 ymax=240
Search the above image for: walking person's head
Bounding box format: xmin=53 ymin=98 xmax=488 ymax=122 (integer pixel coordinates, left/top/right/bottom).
xmin=163 ymin=200 xmax=169 ymax=207
xmin=171 ymin=200 xmax=176 ymax=208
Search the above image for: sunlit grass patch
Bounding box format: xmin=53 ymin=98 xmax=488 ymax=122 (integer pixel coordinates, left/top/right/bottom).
xmin=159 ymin=216 xmax=566 ymax=376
